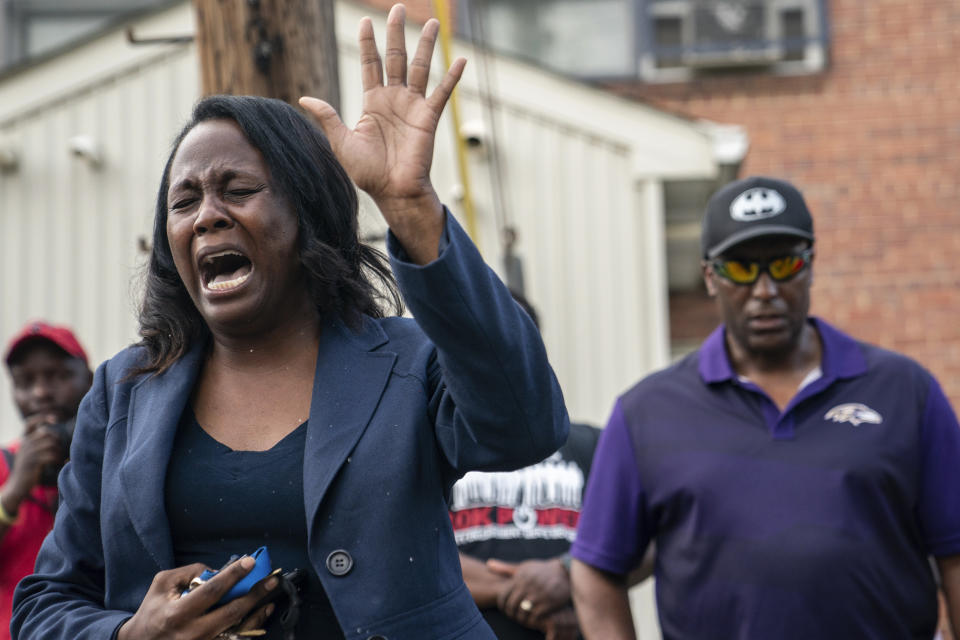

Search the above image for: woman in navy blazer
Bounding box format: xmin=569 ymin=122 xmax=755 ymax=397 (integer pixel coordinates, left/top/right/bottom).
xmin=12 ymin=6 xmax=568 ymax=639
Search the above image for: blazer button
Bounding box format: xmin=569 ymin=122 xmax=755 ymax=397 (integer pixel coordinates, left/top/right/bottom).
xmin=325 ymin=549 xmax=354 ymax=576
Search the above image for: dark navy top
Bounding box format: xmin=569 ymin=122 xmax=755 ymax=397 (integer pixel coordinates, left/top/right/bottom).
xmin=572 ymin=318 xmax=960 ymax=639
xmin=166 ymin=409 xmax=345 ymax=639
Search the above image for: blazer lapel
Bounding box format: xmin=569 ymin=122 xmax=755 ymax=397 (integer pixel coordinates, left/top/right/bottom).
xmin=303 ymin=317 xmax=395 ymax=530
xmin=119 ymin=343 xmax=205 ymax=571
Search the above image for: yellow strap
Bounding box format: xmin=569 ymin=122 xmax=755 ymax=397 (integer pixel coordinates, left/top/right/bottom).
xmin=430 ymin=0 xmax=480 ymax=247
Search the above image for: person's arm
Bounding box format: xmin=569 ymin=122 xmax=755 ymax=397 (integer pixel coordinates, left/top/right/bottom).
xmin=0 ymin=491 xmax=15 ymax=539
xmin=300 ymin=4 xmax=568 ymax=474
xmin=0 ymin=415 xmax=64 ymax=541
xmin=569 ymin=402 xmax=650 ymax=639
xmin=570 ymin=559 xmax=636 ymax=640
xmin=627 ymin=543 xmax=656 ymax=586
xmin=915 ymin=375 xmax=960 ymax=636
xmin=459 ymin=552 xmax=509 ymax=609
xmin=938 ymin=554 xmax=960 ymax=634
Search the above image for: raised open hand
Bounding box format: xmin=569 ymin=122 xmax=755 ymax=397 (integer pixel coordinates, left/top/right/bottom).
xmin=300 ymin=4 xmax=466 ymax=264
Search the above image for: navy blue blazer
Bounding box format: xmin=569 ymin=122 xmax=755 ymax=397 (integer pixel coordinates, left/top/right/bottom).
xmin=12 ymin=215 xmax=569 ymax=640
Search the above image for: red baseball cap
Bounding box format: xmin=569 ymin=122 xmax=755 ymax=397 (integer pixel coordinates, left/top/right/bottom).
xmin=4 ymin=321 xmax=88 ymax=366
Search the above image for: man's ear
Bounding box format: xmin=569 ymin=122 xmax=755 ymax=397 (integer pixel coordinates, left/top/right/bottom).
xmin=702 ymin=261 xmax=717 ymax=297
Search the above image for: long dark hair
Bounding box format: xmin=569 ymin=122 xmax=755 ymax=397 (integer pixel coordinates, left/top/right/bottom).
xmin=135 ymin=95 xmax=402 ymax=375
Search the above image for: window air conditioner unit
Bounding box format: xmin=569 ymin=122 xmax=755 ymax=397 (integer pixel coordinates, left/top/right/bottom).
xmin=688 ymin=1 xmax=782 ymax=66
xmin=651 ymin=0 xmax=791 ymax=69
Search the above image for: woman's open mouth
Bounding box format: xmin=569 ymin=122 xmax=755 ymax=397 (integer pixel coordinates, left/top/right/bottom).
xmin=199 ymin=250 xmax=254 ymax=292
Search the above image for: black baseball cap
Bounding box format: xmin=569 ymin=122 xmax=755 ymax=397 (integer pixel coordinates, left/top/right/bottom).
xmin=701 ymin=176 xmax=815 ymax=259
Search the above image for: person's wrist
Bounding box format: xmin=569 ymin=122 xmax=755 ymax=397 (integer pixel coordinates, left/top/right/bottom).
xmin=114 ymin=618 xmax=131 ymax=640
xmin=4 ymin=475 xmax=33 ymax=503
xmin=374 ymin=190 xmax=443 ymax=226
xmin=381 ymin=193 xmax=445 ymax=265
xmin=0 ymin=492 xmax=20 ymax=525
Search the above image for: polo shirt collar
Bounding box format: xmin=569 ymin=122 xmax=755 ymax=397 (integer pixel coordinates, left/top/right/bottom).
xmin=699 ymin=325 xmax=732 ymax=384
xmin=698 ymin=316 xmax=867 ymax=384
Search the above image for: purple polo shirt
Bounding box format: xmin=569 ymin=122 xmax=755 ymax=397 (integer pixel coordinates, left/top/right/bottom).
xmin=572 ymin=318 xmax=960 ymax=639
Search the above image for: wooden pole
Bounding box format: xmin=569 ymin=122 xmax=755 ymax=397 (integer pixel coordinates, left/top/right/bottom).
xmin=193 ymin=0 xmax=340 ymax=111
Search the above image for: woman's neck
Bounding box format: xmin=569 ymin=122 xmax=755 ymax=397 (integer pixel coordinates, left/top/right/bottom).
xmin=206 ymin=306 xmax=322 ymax=373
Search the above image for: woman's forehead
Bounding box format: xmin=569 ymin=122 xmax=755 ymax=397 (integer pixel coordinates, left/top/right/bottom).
xmin=169 ymin=119 xmax=267 ymax=184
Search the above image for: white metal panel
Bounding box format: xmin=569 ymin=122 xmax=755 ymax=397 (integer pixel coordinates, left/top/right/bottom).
xmin=0 ymin=44 xmax=199 ymax=439
xmin=475 ymin=111 xmax=650 ymax=425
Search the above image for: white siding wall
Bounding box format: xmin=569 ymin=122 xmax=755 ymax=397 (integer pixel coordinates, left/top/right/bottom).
xmin=457 ymin=112 xmax=655 ymax=425
xmin=0 ymin=6 xmax=201 ymax=438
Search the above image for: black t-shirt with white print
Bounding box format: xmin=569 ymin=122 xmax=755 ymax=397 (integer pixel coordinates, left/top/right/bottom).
xmin=449 ymin=422 xmax=600 ymax=639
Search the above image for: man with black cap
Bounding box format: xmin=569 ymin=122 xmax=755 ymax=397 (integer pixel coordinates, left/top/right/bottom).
xmin=568 ymin=176 xmax=960 ymax=638
xmin=0 ymin=321 xmax=92 ymax=639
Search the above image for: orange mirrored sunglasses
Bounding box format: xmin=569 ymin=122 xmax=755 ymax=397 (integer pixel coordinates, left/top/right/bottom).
xmin=711 ymin=249 xmax=813 ymax=285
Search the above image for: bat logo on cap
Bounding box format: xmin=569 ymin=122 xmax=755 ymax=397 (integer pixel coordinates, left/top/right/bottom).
xmin=729 ymin=187 xmax=787 ymax=222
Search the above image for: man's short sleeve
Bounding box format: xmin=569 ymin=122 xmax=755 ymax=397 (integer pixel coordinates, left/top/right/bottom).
xmin=917 ymin=377 xmax=960 ymax=556
xmin=570 ymin=398 xmax=649 ymax=574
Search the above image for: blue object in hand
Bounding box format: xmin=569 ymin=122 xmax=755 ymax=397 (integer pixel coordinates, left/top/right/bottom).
xmin=182 ymin=546 xmax=273 ymax=606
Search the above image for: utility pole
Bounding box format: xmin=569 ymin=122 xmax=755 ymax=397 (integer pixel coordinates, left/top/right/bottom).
xmin=192 ymin=0 xmax=340 ymax=111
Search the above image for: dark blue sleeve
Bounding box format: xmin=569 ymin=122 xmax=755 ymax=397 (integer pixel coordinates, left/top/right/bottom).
xmin=12 ymin=360 xmax=133 ymax=639
xmin=570 ymin=399 xmax=649 ymax=574
xmin=387 ymin=210 xmax=569 ymax=474
xmin=916 ymin=376 xmax=960 ymax=556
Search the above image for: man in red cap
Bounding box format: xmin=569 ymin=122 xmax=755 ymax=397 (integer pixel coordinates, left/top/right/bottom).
xmin=0 ymin=321 xmax=91 ymax=639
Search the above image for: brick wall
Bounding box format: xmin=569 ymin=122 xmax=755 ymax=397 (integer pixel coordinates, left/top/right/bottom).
xmin=608 ymin=0 xmax=960 ymax=411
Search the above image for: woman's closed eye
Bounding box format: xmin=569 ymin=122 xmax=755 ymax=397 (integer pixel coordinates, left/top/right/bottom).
xmin=168 ymin=185 xmax=263 ymax=211
xmin=225 ymin=185 xmax=265 ymax=199
xmin=169 ymin=196 xmax=197 ymax=212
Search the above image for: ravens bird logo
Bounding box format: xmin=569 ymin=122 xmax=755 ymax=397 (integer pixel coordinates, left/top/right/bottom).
xmin=824 ymin=403 xmax=883 ymax=426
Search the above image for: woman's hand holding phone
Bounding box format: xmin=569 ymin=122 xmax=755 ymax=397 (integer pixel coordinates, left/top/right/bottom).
xmin=116 ymin=555 xmax=279 ymax=640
